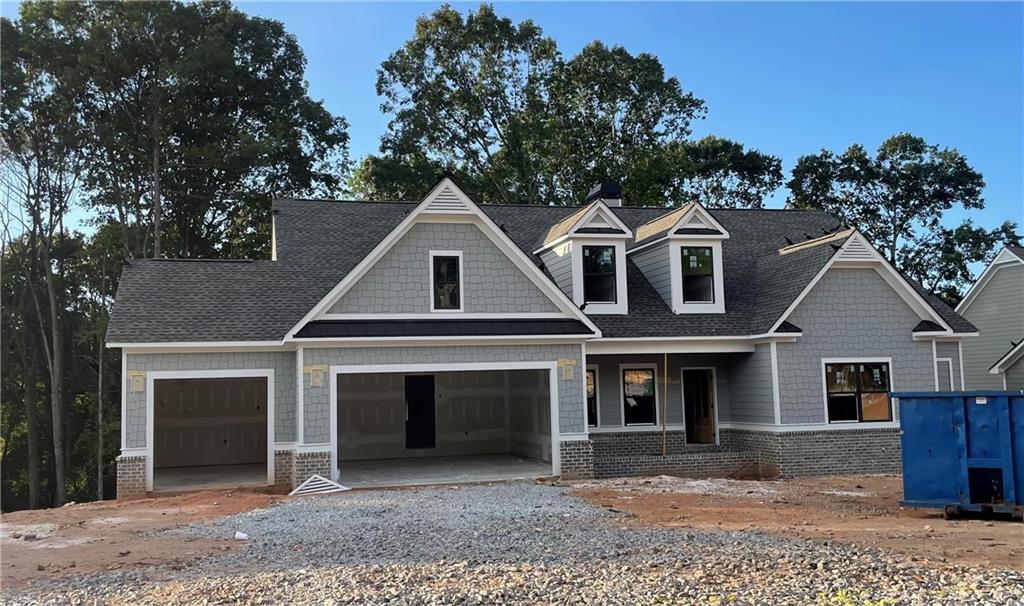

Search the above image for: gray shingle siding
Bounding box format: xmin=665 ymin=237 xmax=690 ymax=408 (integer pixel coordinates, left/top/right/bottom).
xmin=301 ymin=344 xmax=584 ymax=443
xmin=723 ymin=344 xmax=775 ymax=424
xmin=960 ymin=262 xmax=1024 ymax=389
xmin=631 ymin=241 xmax=672 ymax=307
xmin=776 ymin=268 xmax=935 ymax=424
xmin=328 ymin=223 xmax=560 ymax=315
xmin=123 ymin=351 xmax=296 ymax=448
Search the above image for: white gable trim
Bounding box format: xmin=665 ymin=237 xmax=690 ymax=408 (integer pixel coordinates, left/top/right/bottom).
xmin=955 ymin=247 xmax=1024 ymax=314
xmin=668 ymin=202 xmax=731 ymax=240
xmin=571 ymin=201 xmax=633 ymax=238
xmin=990 ymin=340 xmax=1024 ymax=374
xmin=768 ymin=231 xmax=951 ymax=334
xmin=285 ymin=178 xmax=601 ymax=339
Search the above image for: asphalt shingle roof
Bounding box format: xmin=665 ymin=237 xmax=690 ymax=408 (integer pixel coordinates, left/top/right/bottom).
xmin=106 ymin=198 xmax=975 ymax=343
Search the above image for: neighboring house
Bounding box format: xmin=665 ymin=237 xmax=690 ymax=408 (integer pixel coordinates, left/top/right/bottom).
xmin=107 ymin=178 xmax=976 ymax=498
xmin=956 ymin=246 xmax=1024 ymax=390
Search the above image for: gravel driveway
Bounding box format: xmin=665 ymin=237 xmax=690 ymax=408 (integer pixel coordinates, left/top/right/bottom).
xmin=4 ymin=482 xmax=1021 ymax=605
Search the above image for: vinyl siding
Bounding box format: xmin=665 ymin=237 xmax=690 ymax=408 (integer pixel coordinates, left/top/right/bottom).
xmin=539 ymin=242 xmax=573 ymax=300
xmin=631 ymin=241 xmax=672 ymax=306
xmin=935 ymin=341 xmax=962 ymax=390
xmin=723 ymin=344 xmax=775 ymax=424
xmin=1005 ymin=357 xmax=1024 ymax=390
xmin=960 ymin=262 xmax=1024 ymax=389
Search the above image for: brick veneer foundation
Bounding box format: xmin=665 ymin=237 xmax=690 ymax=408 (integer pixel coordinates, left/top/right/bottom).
xmin=116 ymin=455 xmax=147 ymax=499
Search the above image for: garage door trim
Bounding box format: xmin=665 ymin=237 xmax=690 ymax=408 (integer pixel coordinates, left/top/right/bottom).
xmin=146 ymin=369 xmax=275 ymax=492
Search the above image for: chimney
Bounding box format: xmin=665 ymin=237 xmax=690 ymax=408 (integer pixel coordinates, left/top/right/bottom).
xmin=586 ymin=182 xmax=623 ymax=207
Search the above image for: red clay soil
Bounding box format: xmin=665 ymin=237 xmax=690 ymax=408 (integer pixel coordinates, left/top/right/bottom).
xmin=574 ymin=474 xmax=1024 ymax=571
xmin=1 ymin=490 xmax=282 ymax=589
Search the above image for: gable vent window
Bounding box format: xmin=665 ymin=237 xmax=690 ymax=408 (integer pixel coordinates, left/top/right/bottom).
xmin=681 ymin=247 xmax=714 ymax=303
xmin=430 ymin=252 xmax=462 ymax=311
xmin=583 ymin=245 xmax=617 ymax=304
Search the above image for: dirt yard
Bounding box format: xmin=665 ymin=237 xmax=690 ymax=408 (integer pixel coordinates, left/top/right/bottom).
xmin=574 ymin=474 xmax=1024 ymax=571
xmin=0 ymin=489 xmax=281 ymax=589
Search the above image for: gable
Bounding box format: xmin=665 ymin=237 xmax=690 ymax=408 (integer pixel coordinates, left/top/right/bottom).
xmin=327 ymin=222 xmax=561 ymax=315
xmin=788 ymin=267 xmax=929 ymax=336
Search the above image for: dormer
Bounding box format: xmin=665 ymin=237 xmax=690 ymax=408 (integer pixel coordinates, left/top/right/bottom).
xmin=629 ymin=202 xmax=730 ymax=314
xmin=535 ymin=183 xmax=633 ymax=315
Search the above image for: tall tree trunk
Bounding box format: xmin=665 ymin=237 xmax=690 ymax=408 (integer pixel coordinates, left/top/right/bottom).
xmin=40 ymin=240 xmax=66 ymax=506
xmin=151 ymin=113 xmax=162 ymax=259
xmin=20 ymin=289 xmax=41 ymax=510
xmin=97 ymin=334 xmax=104 ymax=500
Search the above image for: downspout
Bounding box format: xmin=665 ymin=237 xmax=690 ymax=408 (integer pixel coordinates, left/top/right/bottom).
xmin=662 ymin=352 xmax=668 ymax=456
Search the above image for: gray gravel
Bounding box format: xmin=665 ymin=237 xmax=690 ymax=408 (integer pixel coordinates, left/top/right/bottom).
xmin=4 ymin=482 xmax=1023 ymax=605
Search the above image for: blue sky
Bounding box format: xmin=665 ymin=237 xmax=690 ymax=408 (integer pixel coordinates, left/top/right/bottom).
xmin=236 ymin=1 xmax=1022 ymax=230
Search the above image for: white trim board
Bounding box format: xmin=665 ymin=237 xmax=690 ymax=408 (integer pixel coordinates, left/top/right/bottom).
xmin=329 ymin=360 xmax=562 ymax=477
xmin=288 ymin=178 xmax=601 ymax=339
xmin=144 ymin=368 xmax=276 ymax=493
xmin=719 ymin=421 xmax=900 ymax=433
xmin=428 ymin=249 xmax=464 ymax=313
xmin=956 ymin=247 xmax=1024 ymax=314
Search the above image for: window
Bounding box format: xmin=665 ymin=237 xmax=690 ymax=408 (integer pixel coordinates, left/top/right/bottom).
xmin=431 ymin=253 xmax=461 ymax=311
xmin=586 ymin=368 xmax=598 ymax=427
xmin=583 ymin=245 xmax=616 ymax=303
xmin=622 ymin=367 xmax=657 ymax=425
xmin=681 ymin=247 xmax=714 ymax=303
xmin=825 ymin=361 xmax=892 ymax=423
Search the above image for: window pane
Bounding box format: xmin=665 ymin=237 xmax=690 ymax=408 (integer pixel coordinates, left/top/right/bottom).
xmin=682 ymin=247 xmax=713 ymax=275
xmin=586 ymin=370 xmax=597 ymax=427
xmin=583 ymin=246 xmax=615 ymax=274
xmin=583 ymin=246 xmax=617 ymax=304
xmin=682 ymin=274 xmax=714 ymax=303
xmin=681 ymin=247 xmax=714 ymax=303
xmin=825 ymin=364 xmax=857 ymax=393
xmin=827 ymin=393 xmax=858 ymax=422
xmin=623 ymin=369 xmax=656 ymax=425
xmin=432 ymin=256 xmax=460 ymax=310
xmin=860 ymin=392 xmax=892 ymax=421
xmin=859 ymin=363 xmax=890 ymax=392
xmin=584 ymin=275 xmax=616 ymax=303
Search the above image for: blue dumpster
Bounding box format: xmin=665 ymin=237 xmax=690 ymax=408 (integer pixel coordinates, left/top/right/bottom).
xmin=895 ymin=391 xmax=1024 ymax=519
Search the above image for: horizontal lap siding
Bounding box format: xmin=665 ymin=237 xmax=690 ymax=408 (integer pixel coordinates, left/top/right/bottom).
xmin=723 ymin=345 xmax=775 ymax=424
xmin=540 ymin=243 xmax=573 ymax=300
xmin=631 ymin=241 xmax=672 ymax=306
xmin=935 ymin=341 xmax=962 ymax=390
xmin=961 ymin=263 xmax=1024 ymax=389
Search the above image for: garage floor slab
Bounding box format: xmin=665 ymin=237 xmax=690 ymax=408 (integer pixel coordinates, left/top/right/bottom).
xmin=338 ymin=454 xmax=552 ymax=488
xmin=154 ymin=463 xmax=268 ymax=493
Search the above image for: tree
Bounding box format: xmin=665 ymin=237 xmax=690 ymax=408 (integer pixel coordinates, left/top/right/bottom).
xmin=66 ymin=1 xmax=352 ymax=259
xmin=787 ymin=133 xmax=1019 ymax=304
xmin=359 ymin=3 xmax=782 ymax=207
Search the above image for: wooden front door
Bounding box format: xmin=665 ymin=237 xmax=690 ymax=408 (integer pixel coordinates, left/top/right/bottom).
xmin=683 ymin=369 xmax=716 ymax=444
xmin=404 ymin=375 xmax=436 ymax=449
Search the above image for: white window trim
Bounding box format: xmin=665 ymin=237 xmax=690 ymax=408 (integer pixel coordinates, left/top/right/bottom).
xmin=619 ymin=363 xmax=659 ymax=427
xmin=670 ymin=241 xmax=725 ymax=313
xmin=586 ymin=364 xmax=600 ymax=428
xmin=936 ymin=357 xmax=955 ymax=391
xmin=428 ymin=249 xmax=464 ymax=313
xmin=572 ymin=239 xmax=628 ymax=314
xmin=820 ymin=357 xmax=894 ymax=425
xmin=680 ymin=366 xmax=721 ymax=445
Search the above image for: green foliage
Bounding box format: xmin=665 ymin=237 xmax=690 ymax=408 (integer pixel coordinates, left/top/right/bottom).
xmin=354 ymin=3 xmax=781 ymax=207
xmin=787 ymin=133 xmax=1017 ymax=304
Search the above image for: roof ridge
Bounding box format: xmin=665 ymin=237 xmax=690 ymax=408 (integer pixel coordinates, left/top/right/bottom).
xmin=777 ymin=228 xmax=854 ymax=256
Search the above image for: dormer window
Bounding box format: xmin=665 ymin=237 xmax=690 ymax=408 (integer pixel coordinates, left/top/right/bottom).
xmin=681 ymin=247 xmax=714 ymax=303
xmin=583 ymin=245 xmax=617 ymax=304
xmin=430 ymin=250 xmax=463 ymax=312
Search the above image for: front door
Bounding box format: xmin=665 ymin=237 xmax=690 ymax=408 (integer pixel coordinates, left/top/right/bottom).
xmin=683 ymin=369 xmax=716 ymax=444
xmin=405 ymin=375 xmax=436 ymax=449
